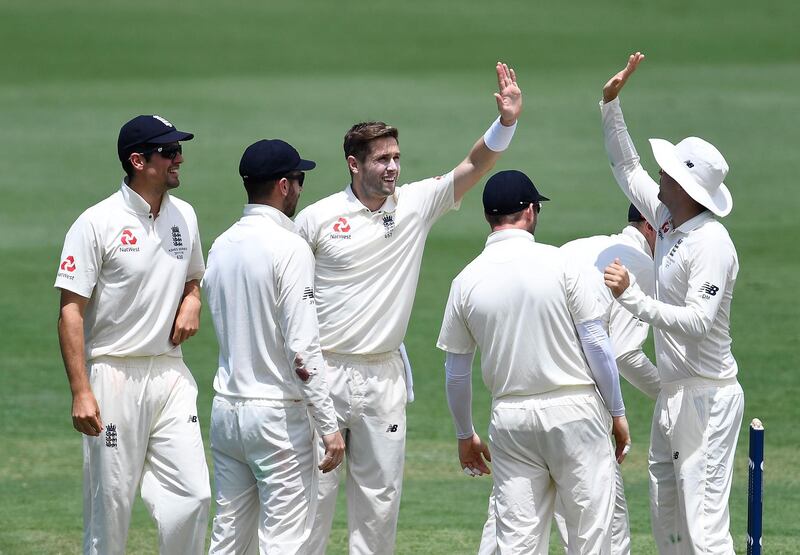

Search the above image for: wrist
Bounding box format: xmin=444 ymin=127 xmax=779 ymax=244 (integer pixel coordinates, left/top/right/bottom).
xmin=483 ymin=116 xmax=517 ymax=152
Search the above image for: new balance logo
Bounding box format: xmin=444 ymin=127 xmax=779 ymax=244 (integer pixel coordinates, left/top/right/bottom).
xmin=684 ymin=160 xmax=695 ymax=168
xmin=302 ymin=287 xmax=314 ymax=301
xmin=699 ymin=282 xmax=719 ymax=297
xmin=386 ymin=424 xmax=399 ymax=433
xmin=105 ymin=424 xmax=118 ymax=448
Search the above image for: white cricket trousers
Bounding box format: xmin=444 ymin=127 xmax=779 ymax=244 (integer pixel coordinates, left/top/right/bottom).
xmin=488 ymin=386 xmax=617 ymax=554
xmin=478 ymin=462 xmax=631 ymax=555
xmin=649 ymin=377 xmax=744 ymax=554
xmin=306 ymin=351 xmax=407 ymax=555
xmin=208 ymin=395 xmax=319 ymax=554
xmin=83 ymin=356 xmax=210 ymax=555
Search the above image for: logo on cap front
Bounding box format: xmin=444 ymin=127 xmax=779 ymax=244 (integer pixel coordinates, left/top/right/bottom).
xmin=152 ymin=115 xmax=174 ymax=128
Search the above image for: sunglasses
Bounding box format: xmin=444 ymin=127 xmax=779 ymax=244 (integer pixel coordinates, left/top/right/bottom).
xmin=284 ymin=172 xmax=305 ymax=186
xmin=139 ymin=143 xmax=183 ymax=161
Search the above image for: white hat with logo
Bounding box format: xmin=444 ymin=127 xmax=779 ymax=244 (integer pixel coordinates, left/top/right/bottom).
xmin=649 ymin=136 xmax=732 ymax=217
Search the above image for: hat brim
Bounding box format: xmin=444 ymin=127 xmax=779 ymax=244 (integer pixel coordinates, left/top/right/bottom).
xmin=295 ymin=159 xmax=316 ymax=171
xmin=148 ymin=130 xmax=194 ymax=144
xmin=649 ymin=138 xmax=732 ymax=217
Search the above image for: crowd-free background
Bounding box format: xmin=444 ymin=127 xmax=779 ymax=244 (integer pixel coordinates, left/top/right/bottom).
xmin=1 ymin=0 xmax=798 ymax=552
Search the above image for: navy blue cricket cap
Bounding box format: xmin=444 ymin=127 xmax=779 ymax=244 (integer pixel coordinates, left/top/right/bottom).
xmin=627 ymin=203 xmax=645 ymax=222
xmin=239 ymin=139 xmax=316 ymax=182
xmin=117 ymin=115 xmax=193 ymax=162
xmin=483 ymin=170 xmax=550 ymax=215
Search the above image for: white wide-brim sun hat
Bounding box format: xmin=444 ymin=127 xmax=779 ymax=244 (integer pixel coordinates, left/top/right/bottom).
xmin=649 ymin=136 xmax=733 ymax=217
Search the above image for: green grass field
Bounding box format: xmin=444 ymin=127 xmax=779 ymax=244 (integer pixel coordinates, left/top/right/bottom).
xmin=1 ymin=0 xmax=799 ymax=553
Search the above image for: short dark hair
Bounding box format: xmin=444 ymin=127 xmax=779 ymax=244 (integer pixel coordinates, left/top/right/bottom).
xmin=243 ymin=177 xmax=279 ymax=203
xmin=485 ymin=209 xmax=526 ymax=228
xmin=343 ymin=121 xmax=399 ymax=162
xmin=121 ymin=146 xmax=154 ymax=179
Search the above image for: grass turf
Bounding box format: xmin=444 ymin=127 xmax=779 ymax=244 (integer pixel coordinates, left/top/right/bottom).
xmin=1 ymin=0 xmax=799 ymax=553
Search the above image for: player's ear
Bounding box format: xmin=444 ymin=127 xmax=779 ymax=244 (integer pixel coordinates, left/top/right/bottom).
xmin=277 ymin=177 xmax=290 ymax=197
xmin=347 ymin=155 xmax=359 ymax=176
xmin=129 ymin=152 xmax=146 ymax=172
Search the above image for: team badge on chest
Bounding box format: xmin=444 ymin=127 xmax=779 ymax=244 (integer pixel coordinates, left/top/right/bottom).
xmin=383 ymin=213 xmax=395 ymax=238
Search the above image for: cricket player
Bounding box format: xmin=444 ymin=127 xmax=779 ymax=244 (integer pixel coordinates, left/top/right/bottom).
xmin=203 ymin=139 xmax=345 ymax=554
xmin=601 ymin=52 xmax=744 ymax=553
xmin=294 ymin=62 xmax=523 ymax=554
xmin=477 ymin=203 xmax=660 ymax=554
xmin=55 ymin=115 xmax=210 ymax=554
xmin=438 ymin=170 xmax=631 ymax=554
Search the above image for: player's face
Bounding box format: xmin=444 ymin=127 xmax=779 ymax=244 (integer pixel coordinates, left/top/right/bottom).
xmin=354 ymin=137 xmax=401 ymax=199
xmin=142 ymin=142 xmax=184 ymax=190
xmin=657 ymin=169 xmax=684 ymax=211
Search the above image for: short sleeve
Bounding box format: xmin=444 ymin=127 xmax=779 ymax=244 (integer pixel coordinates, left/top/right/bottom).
xmin=54 ymin=213 xmax=102 ymax=298
xmin=186 ymin=209 xmax=205 ymax=282
xmin=436 ymin=277 xmax=476 ymax=354
xmin=399 ymin=171 xmax=458 ymax=226
xmin=293 ymin=208 xmax=317 ymax=251
xmin=564 ymin=257 xmax=606 ymax=324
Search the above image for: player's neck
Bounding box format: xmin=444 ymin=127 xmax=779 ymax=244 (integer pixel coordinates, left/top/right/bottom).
xmin=128 ymin=178 xmax=166 ymax=218
xmin=351 ymin=182 xmax=387 ymax=212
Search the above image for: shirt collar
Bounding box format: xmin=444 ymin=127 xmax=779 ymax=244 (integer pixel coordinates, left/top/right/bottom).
xmin=242 ymin=204 xmax=295 ymax=232
xmin=621 ymin=225 xmax=652 ymax=257
xmin=675 ymin=210 xmax=714 ymax=234
xmin=485 ymin=228 xmax=535 ymax=247
xmin=344 ymin=183 xmax=398 ymax=214
xmin=120 ymin=179 xmax=168 ymax=216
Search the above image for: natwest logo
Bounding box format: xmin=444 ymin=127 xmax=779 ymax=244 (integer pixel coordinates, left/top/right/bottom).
xmin=60 ymin=255 xmax=77 ymax=272
xmin=121 ymin=229 xmax=138 ymax=245
xmin=332 ymin=218 xmax=351 ymax=233
xmin=329 ymin=217 xmax=353 ymax=239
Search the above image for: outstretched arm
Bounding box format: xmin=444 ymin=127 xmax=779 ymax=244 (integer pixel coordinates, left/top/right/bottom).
xmin=453 ymin=62 xmax=523 ymax=202
xmin=603 ymin=52 xmax=645 ymax=103
xmin=600 ymin=52 xmax=661 ymax=224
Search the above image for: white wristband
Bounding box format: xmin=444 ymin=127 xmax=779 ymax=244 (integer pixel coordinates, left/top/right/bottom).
xmin=483 ymin=116 xmax=517 ymax=152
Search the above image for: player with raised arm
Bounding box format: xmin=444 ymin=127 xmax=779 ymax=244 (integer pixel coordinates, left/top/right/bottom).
xmin=294 ymin=62 xmax=523 ymax=555
xmin=601 ymin=52 xmax=744 ymax=554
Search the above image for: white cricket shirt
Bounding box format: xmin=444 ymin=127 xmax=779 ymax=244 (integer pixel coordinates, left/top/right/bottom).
xmin=601 ymin=98 xmax=739 ymax=383
xmin=436 ymin=229 xmax=604 ymax=399
xmin=202 ymin=205 xmax=338 ymax=435
xmin=561 ymin=226 xmax=654 ymax=358
xmin=54 ymin=181 xmax=204 ymax=359
xmin=295 ymin=171 xmax=458 ymax=355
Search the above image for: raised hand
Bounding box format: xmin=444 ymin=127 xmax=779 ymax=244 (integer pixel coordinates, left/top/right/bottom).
xmin=494 ymin=62 xmax=522 ymax=126
xmin=603 ymin=52 xmax=645 ymax=103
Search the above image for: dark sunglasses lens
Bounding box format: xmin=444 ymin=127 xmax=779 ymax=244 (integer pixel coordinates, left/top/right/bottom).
xmin=298 ymin=173 xmax=305 ymax=186
xmin=159 ymin=144 xmax=182 ymax=160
